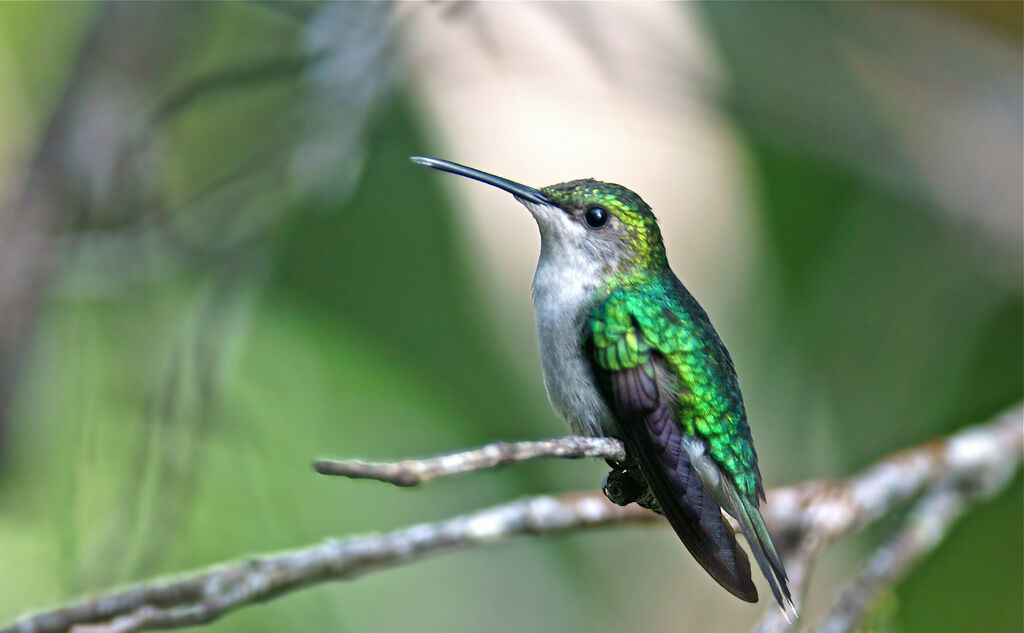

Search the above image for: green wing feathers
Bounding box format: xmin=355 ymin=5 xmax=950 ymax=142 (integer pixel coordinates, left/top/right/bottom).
xmin=592 ymin=296 xmax=758 ymax=601
xmin=591 ymin=283 xmax=760 ymax=501
xmin=590 ymin=282 xmax=794 ymax=615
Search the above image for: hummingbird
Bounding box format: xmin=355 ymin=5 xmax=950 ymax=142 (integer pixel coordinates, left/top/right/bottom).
xmin=412 ymin=156 xmax=794 ymax=615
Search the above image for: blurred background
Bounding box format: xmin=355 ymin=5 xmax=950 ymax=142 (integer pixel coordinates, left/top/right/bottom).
xmin=0 ymin=2 xmax=1020 ymax=632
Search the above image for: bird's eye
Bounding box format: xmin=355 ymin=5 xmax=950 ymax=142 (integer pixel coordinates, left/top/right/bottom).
xmin=583 ymin=206 xmax=609 ymax=228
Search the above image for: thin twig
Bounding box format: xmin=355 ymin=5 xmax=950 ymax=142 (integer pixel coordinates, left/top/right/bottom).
xmin=314 ymin=436 xmax=625 ymax=485
xmin=2 ymin=405 xmax=1020 ymax=633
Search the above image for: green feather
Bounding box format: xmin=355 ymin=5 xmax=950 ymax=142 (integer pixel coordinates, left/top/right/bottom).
xmin=590 ymin=277 xmax=763 ymax=502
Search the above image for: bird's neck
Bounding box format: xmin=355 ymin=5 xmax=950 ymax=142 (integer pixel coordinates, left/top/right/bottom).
xmin=532 ymin=250 xmax=664 ymax=328
xmin=608 ymin=264 xmax=665 ymax=290
xmin=532 ymin=252 xmax=603 ymax=320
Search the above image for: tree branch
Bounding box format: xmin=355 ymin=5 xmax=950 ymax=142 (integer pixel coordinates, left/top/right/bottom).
xmin=760 ymin=404 xmax=1022 ymax=539
xmin=314 ymin=436 xmax=625 ymax=485
xmin=810 ymin=480 xmax=1003 ymax=633
xmin=3 ymin=404 xmax=1020 ymax=633
xmin=3 ymin=493 xmax=654 ymax=633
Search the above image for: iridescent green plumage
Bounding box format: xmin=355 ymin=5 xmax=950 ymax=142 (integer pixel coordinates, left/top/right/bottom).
xmin=542 ymin=179 xmax=762 ymax=502
xmin=543 ymin=178 xmax=790 ymax=611
xmin=541 ymin=179 xmax=667 ymax=270
xmin=414 ymin=158 xmax=793 ymax=615
xmin=590 ymin=278 xmax=762 ymax=501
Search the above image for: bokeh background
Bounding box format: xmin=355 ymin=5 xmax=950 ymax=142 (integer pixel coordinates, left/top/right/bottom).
xmin=0 ymin=2 xmax=1021 ymax=632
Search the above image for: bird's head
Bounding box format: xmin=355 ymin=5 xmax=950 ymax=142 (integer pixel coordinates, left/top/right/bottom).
xmin=412 ymin=157 xmax=667 ymax=280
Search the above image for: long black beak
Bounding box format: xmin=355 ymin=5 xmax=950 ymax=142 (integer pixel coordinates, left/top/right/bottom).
xmin=411 ymin=156 xmax=549 ymax=205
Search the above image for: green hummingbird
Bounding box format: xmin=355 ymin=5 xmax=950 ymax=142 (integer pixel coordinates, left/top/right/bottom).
xmin=413 ymin=156 xmax=794 ymax=615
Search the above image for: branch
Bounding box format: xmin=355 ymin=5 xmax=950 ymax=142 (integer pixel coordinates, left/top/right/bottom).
xmin=3 ymin=493 xmax=654 ymax=633
xmin=3 ymin=404 xmax=1020 ymax=633
xmin=314 ymin=436 xmax=625 ymax=485
xmin=760 ymin=404 xmax=1022 ymax=539
xmin=810 ymin=480 xmax=1005 ymax=633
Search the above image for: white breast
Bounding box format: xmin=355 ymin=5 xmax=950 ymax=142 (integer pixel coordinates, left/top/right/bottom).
xmin=530 ymin=250 xmax=615 ymax=438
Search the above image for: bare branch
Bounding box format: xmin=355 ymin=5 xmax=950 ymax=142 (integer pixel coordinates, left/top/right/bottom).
xmin=3 ymin=404 xmax=1020 ymax=633
xmin=314 ymin=436 xmax=625 ymax=485
xmin=810 ymin=480 xmax=1004 ymax=633
xmin=3 ymin=493 xmax=654 ymax=633
xmin=761 ymin=404 xmax=1022 ymax=539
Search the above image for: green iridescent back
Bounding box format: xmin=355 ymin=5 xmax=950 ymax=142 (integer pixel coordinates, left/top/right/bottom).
xmin=540 ymin=179 xmax=762 ymax=502
xmin=590 ymin=278 xmax=762 ymax=501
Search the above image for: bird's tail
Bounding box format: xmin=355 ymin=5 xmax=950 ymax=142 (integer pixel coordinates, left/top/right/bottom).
xmin=725 ymin=484 xmax=797 ymax=620
xmin=619 ymin=404 xmax=759 ymax=602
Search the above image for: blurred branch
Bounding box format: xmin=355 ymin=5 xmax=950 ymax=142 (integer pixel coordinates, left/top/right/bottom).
xmin=0 ymin=3 xmax=199 ymax=464
xmin=3 ymin=404 xmax=1020 ymax=633
xmin=809 ymin=483 xmax=994 ymax=633
xmin=148 ymin=54 xmax=319 ymax=126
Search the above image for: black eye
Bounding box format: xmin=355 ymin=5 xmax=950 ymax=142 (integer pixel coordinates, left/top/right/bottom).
xmin=584 ymin=206 xmax=608 ymax=228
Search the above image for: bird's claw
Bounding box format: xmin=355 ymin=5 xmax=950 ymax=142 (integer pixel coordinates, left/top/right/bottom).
xmin=602 ymin=464 xmax=663 ymax=514
xmin=602 ymin=467 xmax=643 ymax=506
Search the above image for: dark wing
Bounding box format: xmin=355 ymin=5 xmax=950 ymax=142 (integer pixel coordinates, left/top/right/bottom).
xmin=592 ymin=326 xmax=758 ymax=602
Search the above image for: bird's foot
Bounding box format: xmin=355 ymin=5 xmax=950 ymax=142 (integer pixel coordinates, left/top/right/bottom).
xmin=602 ymin=465 xmax=662 ymax=514
xmin=602 ymin=467 xmax=644 ymax=506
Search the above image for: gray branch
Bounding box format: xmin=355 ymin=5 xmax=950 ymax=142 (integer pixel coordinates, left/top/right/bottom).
xmin=3 ymin=404 xmax=1020 ymax=633
xmin=810 ymin=481 xmax=1006 ymax=633
xmin=314 ymin=436 xmax=625 ymax=485
xmin=4 ymin=493 xmax=654 ymax=633
xmin=762 ymin=404 xmax=1021 ymax=539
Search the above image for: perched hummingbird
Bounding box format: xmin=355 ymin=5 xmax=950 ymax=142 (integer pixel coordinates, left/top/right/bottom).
xmin=412 ymin=156 xmax=794 ymax=615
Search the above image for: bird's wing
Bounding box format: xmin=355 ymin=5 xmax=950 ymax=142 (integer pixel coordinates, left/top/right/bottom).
xmin=589 ymin=295 xmax=757 ymax=602
xmin=590 ymin=288 xmax=795 ymax=614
